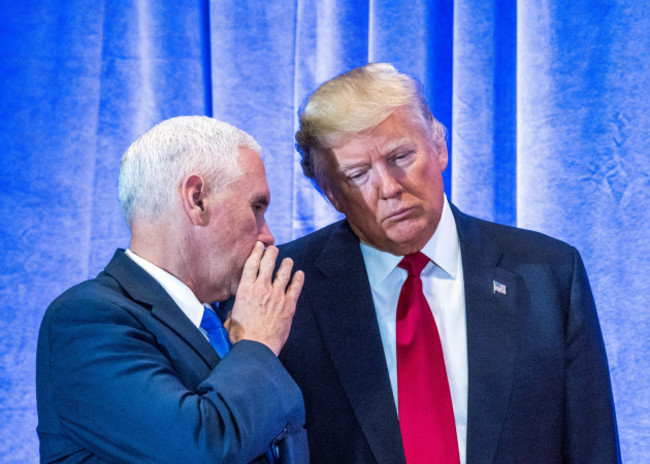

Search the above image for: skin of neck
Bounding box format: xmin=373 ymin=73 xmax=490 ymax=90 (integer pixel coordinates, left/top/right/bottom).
xmin=128 ymin=210 xmax=205 ymax=299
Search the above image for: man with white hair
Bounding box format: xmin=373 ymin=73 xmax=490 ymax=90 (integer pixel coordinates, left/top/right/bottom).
xmin=278 ymin=63 xmax=620 ymax=463
xmin=36 ymin=116 xmax=308 ymax=463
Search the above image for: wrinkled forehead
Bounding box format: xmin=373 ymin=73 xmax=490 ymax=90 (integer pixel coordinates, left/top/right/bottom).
xmin=333 ymin=109 xmax=431 ymax=153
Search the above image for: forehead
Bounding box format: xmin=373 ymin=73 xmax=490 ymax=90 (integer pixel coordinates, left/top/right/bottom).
xmin=330 ymin=109 xmax=425 ymax=163
xmin=237 ymin=146 xmax=264 ymax=172
xmin=233 ymin=147 xmax=269 ymax=197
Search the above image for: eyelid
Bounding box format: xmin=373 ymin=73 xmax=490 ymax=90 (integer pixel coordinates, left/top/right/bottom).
xmin=253 ymin=200 xmax=268 ymax=212
xmin=392 ymin=149 xmax=414 ymax=159
xmin=390 ymin=150 xmax=415 ymax=164
xmin=346 ymin=170 xmax=369 ymax=181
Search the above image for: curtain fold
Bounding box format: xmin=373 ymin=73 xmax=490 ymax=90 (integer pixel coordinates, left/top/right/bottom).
xmin=0 ymin=3 xmax=106 ymax=460
xmin=89 ymin=0 xmax=210 ymax=271
xmin=0 ymin=1 xmax=647 ymax=462
xmin=210 ymin=0 xmax=303 ymax=241
xmin=291 ymin=0 xmax=372 ymax=237
xmin=452 ymin=0 xmax=517 ymax=225
xmin=517 ymin=5 xmax=650 ymax=452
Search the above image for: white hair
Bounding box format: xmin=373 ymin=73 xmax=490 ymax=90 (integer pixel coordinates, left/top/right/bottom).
xmin=118 ymin=116 xmax=260 ymax=229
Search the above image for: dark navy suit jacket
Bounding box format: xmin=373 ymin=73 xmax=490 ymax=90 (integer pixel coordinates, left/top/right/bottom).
xmin=277 ymin=205 xmax=619 ymax=464
xmin=36 ymin=250 xmax=308 ymax=464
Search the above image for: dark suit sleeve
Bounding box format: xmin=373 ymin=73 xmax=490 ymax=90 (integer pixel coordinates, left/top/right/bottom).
xmin=36 ymin=292 xmax=306 ymax=464
xmin=563 ymin=248 xmax=620 ymax=463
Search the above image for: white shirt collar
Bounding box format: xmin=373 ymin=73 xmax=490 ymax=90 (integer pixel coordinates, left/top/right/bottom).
xmin=124 ymin=249 xmax=205 ymax=329
xmin=360 ymin=196 xmax=459 ymax=287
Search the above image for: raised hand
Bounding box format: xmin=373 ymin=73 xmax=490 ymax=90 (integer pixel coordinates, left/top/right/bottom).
xmin=226 ymin=242 xmax=305 ymax=356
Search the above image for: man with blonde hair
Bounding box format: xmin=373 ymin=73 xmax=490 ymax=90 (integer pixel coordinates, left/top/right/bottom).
xmin=37 ymin=116 xmax=308 ymax=463
xmin=278 ymin=63 xmax=619 ymax=463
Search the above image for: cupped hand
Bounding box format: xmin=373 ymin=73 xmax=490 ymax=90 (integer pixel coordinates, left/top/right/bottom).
xmin=226 ymin=242 xmax=305 ymax=356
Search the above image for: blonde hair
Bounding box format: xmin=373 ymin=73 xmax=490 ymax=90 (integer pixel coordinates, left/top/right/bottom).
xmin=295 ymin=63 xmax=446 ymax=187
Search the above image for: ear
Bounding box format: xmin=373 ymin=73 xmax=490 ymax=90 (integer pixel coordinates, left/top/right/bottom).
xmin=436 ymin=142 xmax=449 ymax=172
xmin=181 ymin=174 xmax=209 ymax=226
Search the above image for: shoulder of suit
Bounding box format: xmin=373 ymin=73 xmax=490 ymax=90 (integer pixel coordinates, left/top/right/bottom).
xmin=42 ymin=266 xmax=144 ymax=329
xmin=278 ymin=220 xmax=348 ymax=256
xmin=457 ymin=210 xmax=577 ymax=263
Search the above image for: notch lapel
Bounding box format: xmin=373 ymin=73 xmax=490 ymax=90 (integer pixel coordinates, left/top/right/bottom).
xmin=310 ymin=222 xmax=406 ymax=464
xmin=452 ymin=208 xmax=519 ymax=464
xmin=104 ymin=250 xmax=220 ymax=369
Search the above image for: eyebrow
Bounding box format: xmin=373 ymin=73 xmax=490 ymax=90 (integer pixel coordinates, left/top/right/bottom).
xmin=338 ymin=161 xmax=369 ymax=174
xmin=382 ymin=137 xmax=415 ymax=155
xmin=337 ymin=137 xmax=415 ymax=173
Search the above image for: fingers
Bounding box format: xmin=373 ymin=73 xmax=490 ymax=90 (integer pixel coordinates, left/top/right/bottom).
xmin=258 ymin=245 xmax=279 ymax=284
xmin=286 ymin=270 xmax=305 ymax=306
xmin=240 ymin=241 xmax=264 ymax=285
xmin=240 ymin=243 xmax=299 ymax=292
xmin=228 ymin=247 xmax=304 ymax=355
xmin=272 ymin=259 xmax=304 ymax=310
xmin=272 ymin=257 xmax=294 ymax=290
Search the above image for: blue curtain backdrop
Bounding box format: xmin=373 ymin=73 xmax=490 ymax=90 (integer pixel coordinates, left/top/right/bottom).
xmin=1 ymin=1 xmax=648 ymax=462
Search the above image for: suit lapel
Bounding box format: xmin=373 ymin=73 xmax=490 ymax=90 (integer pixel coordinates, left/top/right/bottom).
xmin=104 ymin=250 xmax=220 ymax=369
xmin=452 ymin=207 xmax=518 ymax=464
xmin=310 ymin=222 xmax=406 ymax=464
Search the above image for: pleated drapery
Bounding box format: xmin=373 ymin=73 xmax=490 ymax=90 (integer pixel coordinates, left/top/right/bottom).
xmin=1 ymin=1 xmax=648 ymax=462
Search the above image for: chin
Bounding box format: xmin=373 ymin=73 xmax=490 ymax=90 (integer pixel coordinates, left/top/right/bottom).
xmin=376 ymin=236 xmax=424 ymax=256
xmin=394 ymin=243 xmax=426 ymax=256
xmin=386 ymin=227 xmax=431 ymax=253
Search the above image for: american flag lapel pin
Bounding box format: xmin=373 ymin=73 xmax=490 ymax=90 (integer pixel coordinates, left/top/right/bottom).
xmin=493 ymin=280 xmax=507 ymax=295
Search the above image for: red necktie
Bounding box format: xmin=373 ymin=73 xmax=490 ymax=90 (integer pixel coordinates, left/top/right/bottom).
xmin=396 ymin=252 xmax=460 ymax=464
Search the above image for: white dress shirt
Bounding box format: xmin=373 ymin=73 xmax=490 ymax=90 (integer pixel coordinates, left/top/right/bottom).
xmin=124 ymin=249 xmax=209 ymax=336
xmin=360 ymin=196 xmax=468 ymax=464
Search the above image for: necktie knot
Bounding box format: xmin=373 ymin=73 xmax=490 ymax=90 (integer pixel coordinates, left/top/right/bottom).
xmin=398 ymin=251 xmax=430 ymax=277
xmin=200 ymin=306 xmax=220 ymax=331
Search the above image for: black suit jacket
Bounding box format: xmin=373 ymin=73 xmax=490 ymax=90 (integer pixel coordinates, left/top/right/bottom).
xmin=277 ymin=205 xmax=619 ymax=464
xmin=36 ymin=250 xmax=309 ymax=464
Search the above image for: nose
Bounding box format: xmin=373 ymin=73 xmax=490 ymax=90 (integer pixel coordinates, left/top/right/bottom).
xmin=258 ymin=221 xmax=275 ymax=247
xmin=374 ymin=165 xmax=402 ymax=199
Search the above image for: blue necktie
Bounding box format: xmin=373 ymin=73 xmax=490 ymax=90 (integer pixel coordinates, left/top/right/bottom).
xmin=201 ymin=305 xmax=279 ymax=463
xmin=200 ymin=306 xmax=231 ymax=357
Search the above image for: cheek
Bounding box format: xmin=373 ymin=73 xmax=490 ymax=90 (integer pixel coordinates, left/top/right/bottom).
xmin=218 ymin=212 xmax=257 ymax=252
xmin=410 ymin=163 xmax=442 ymax=195
xmin=344 ymin=186 xmax=378 ymax=216
xmin=345 ymin=202 xmax=379 ymax=231
xmin=239 ymin=212 xmax=261 ymax=242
